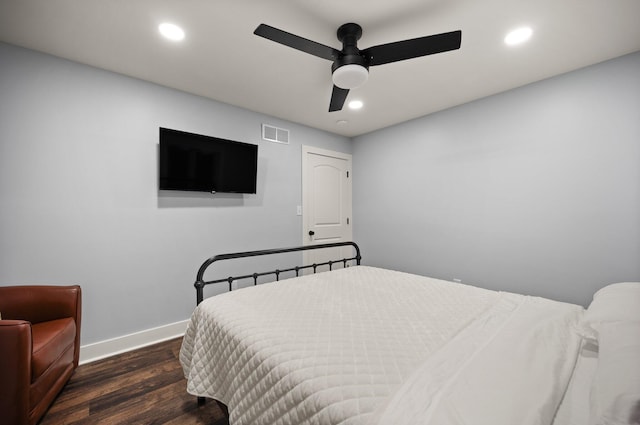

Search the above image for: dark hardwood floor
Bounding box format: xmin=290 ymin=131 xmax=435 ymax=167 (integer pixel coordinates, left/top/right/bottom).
xmin=40 ymin=337 xmax=229 ymax=425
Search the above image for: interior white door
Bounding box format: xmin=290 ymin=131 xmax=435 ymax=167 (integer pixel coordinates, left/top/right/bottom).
xmin=302 ymin=146 xmax=353 ymax=271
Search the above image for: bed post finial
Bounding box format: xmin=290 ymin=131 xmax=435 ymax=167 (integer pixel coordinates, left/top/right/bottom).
xmin=195 ymin=280 xmax=205 ymax=305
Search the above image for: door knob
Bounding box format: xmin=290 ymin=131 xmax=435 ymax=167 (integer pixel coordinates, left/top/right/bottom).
xmin=308 ymin=230 xmax=315 ymax=236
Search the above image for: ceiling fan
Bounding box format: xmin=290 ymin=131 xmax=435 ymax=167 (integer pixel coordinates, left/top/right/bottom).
xmin=254 ymin=23 xmax=462 ymax=112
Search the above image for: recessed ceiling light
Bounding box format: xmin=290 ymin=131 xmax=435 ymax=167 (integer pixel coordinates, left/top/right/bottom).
xmin=348 ymin=100 xmax=363 ymax=110
xmin=504 ymin=27 xmax=532 ymax=46
xmin=159 ymin=23 xmax=185 ymax=41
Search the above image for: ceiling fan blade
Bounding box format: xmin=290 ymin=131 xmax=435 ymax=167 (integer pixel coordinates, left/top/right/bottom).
xmin=363 ymin=30 xmax=461 ymax=66
xmin=329 ymin=85 xmax=349 ymax=112
xmin=254 ymin=24 xmax=340 ymax=61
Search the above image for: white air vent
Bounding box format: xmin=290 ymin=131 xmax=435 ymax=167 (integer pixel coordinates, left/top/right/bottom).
xmin=262 ymin=124 xmax=290 ymax=144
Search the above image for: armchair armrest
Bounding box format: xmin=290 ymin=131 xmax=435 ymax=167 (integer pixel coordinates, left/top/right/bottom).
xmin=0 ymin=320 xmax=32 ymax=425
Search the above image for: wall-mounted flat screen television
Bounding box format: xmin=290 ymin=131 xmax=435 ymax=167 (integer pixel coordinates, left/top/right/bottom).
xmin=159 ymin=127 xmax=258 ymax=194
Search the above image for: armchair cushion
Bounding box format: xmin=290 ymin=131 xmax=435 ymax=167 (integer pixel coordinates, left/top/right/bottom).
xmin=31 ymin=318 xmax=76 ymax=382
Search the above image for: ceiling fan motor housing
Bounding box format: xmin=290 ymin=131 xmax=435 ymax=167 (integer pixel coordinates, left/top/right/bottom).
xmin=331 ymin=23 xmax=370 ymax=89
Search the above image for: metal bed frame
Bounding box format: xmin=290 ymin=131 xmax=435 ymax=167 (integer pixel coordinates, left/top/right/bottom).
xmin=194 ymin=241 xmax=362 ymax=305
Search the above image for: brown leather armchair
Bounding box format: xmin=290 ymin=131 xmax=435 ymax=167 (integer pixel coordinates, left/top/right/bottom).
xmin=0 ymin=285 xmax=82 ymax=425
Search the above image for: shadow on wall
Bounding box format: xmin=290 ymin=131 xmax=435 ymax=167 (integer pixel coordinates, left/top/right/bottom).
xmin=158 ymin=190 xmax=246 ymax=208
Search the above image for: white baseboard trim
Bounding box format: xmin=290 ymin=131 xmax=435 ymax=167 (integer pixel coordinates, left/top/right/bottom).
xmin=79 ymin=320 xmax=189 ymax=365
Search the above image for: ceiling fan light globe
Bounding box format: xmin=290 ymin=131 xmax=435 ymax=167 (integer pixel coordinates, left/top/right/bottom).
xmin=332 ymin=64 xmax=369 ymax=89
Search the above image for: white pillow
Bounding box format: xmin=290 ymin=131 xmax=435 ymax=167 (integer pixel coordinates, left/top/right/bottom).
xmin=583 ymin=283 xmax=640 ymax=424
xmin=583 ymin=282 xmax=640 ymax=332
xmin=589 ymin=321 xmax=640 ymax=425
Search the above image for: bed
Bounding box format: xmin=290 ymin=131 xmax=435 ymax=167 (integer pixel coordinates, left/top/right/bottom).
xmin=180 ymin=242 xmax=640 ymax=425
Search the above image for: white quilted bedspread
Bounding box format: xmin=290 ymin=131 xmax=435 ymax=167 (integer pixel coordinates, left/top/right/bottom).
xmin=180 ymin=266 xmax=583 ymax=425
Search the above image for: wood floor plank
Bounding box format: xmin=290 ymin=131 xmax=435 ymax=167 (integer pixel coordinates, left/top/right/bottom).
xmin=40 ymin=338 xmax=228 ymax=425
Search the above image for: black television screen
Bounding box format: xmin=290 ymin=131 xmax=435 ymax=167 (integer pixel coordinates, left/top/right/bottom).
xmin=159 ymin=127 xmax=258 ymax=194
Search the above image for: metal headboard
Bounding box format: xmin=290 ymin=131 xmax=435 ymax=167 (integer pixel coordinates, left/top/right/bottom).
xmin=194 ymin=241 xmax=362 ymax=305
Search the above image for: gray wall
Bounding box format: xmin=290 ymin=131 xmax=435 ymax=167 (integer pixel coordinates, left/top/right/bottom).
xmin=0 ymin=42 xmax=351 ymax=344
xmin=353 ymin=51 xmax=640 ymax=307
xmin=2 ymin=41 xmax=638 ymax=347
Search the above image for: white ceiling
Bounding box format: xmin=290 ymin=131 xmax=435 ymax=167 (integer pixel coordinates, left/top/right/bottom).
xmin=1 ymin=0 xmax=639 ymax=137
